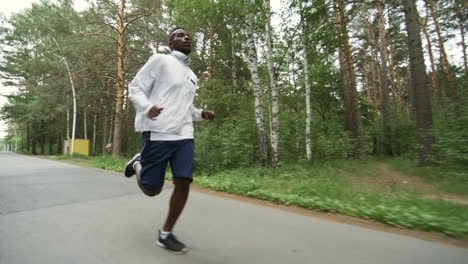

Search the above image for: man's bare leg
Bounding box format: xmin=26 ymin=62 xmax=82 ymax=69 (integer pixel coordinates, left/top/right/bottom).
xmin=134 ymin=161 xmax=161 ymax=197
xmin=162 ymin=178 xmax=190 ymax=232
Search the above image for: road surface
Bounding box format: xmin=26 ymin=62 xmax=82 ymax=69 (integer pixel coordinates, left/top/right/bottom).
xmin=1 ymin=152 xmax=467 ymax=264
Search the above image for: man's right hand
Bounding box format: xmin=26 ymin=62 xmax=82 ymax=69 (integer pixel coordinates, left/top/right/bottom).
xmin=148 ymin=106 xmax=163 ymax=118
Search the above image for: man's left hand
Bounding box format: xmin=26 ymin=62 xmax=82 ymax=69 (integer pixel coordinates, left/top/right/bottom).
xmin=202 ymin=110 xmax=215 ymax=121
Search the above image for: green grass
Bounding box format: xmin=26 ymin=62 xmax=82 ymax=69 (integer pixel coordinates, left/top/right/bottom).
xmin=48 ymin=154 xmax=468 ymax=237
xmin=93 ymin=155 xmax=128 ymax=172
xmin=53 ymin=153 xmax=92 ymax=160
xmin=386 ymin=157 xmax=468 ymax=195
xmin=194 ymin=160 xmax=468 ymax=238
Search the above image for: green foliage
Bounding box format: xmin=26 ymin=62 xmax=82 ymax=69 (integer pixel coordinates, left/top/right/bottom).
xmin=312 ymin=121 xmax=354 ymax=159
xmin=368 ymin=107 xmax=418 ymax=156
xmin=432 ymin=97 xmax=468 ymax=165
xmin=195 ymin=161 xmax=468 ymax=237
xmin=195 ymin=113 xmax=258 ymax=172
xmin=93 ymin=155 xmax=127 ymax=172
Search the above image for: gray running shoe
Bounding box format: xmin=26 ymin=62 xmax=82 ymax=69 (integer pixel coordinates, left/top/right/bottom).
xmin=124 ymin=153 xmax=140 ymax=177
xmin=156 ymin=230 xmax=188 ymax=254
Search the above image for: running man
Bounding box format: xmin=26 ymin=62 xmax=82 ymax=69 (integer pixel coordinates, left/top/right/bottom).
xmin=124 ymin=28 xmax=215 ymax=254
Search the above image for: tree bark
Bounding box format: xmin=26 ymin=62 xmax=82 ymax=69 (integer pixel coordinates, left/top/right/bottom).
xmin=48 ymin=120 xmax=53 ymax=155
xmin=403 ymin=0 xmax=433 ymax=165
xmin=426 ymin=0 xmax=458 ymax=107
xmin=109 ymin=112 xmax=114 ymax=146
xmin=31 ymin=123 xmax=37 ymax=155
xmin=247 ymin=15 xmax=269 ymax=166
xmin=66 ymin=108 xmax=70 ymax=140
xmin=40 ymin=120 xmax=45 ymax=155
xmin=84 ymin=110 xmax=87 ymax=139
xmin=21 ymin=124 xmax=25 ymax=152
xmin=93 ymin=113 xmax=97 ymax=156
xmin=455 ymin=2 xmax=467 ymax=74
xmin=231 ymin=32 xmax=238 ymax=89
xmin=102 ymin=112 xmax=108 ymax=155
xmin=335 ymin=0 xmax=365 ymax=157
xmin=264 ymin=0 xmax=280 ymax=167
xmin=377 ymin=0 xmax=392 ymax=156
xmin=300 ymin=3 xmax=313 ymax=161
xmin=420 ymin=16 xmax=438 ymax=98
xmin=26 ymin=122 xmax=30 ymax=152
xmin=112 ymin=0 xmax=126 ymax=157
xmin=57 ymin=132 xmax=62 ymax=155
xmin=303 ymin=49 xmax=312 ymax=161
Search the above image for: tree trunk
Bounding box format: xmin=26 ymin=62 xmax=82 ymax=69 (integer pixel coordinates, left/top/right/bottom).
xmin=300 ymin=4 xmax=312 ymax=161
xmin=426 ymin=0 xmax=458 ymax=107
xmin=21 ymin=124 xmax=25 ymax=152
xmin=362 ymin=60 xmax=372 ymax=102
xmin=102 ymin=112 xmax=108 ymax=155
xmin=403 ymin=0 xmax=433 ymax=165
xmin=386 ymin=12 xmax=400 ymax=105
xmin=335 ymin=0 xmax=365 ymax=157
xmin=247 ymin=15 xmax=269 ymax=166
xmin=377 ymin=0 xmax=392 ymax=156
xmin=26 ymin=122 xmax=30 ymax=152
xmin=57 ymin=132 xmax=62 ymax=155
xmin=84 ymin=110 xmax=87 ymax=139
xmin=66 ymin=108 xmax=70 ymax=140
xmin=231 ymin=32 xmax=238 ymax=89
xmin=112 ymin=0 xmax=126 ymax=157
xmin=264 ymin=0 xmax=280 ymax=167
xmin=55 ymin=41 xmax=77 ymax=155
xmin=40 ymin=120 xmax=45 ymax=155
xmin=93 ymin=113 xmax=97 ymax=156
xmin=303 ymin=48 xmax=312 ymax=161
xmin=31 ymin=123 xmax=37 ymax=155
xmin=109 ymin=112 xmax=114 ymax=146
xmin=460 ymin=18 xmax=467 ymax=75
xmin=420 ymin=16 xmax=438 ymax=98
xmin=48 ymin=120 xmax=53 ymax=155
xmin=455 ymin=2 xmax=467 ymax=74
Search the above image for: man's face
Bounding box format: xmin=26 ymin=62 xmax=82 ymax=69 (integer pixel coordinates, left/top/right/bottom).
xmin=169 ymin=29 xmax=192 ymax=55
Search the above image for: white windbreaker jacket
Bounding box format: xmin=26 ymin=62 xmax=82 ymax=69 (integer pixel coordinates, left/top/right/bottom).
xmin=129 ymin=51 xmax=204 ymax=140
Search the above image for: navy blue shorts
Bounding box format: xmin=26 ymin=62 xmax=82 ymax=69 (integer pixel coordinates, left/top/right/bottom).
xmin=139 ymin=132 xmax=194 ymax=191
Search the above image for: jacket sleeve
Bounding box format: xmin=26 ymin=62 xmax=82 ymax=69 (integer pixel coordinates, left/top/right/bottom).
xmin=129 ymin=55 xmax=162 ymax=115
xmin=191 ymin=105 xmax=204 ymax=122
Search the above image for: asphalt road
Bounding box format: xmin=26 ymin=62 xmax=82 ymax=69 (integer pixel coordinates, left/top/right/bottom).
xmin=1 ymin=151 xmax=467 ymax=264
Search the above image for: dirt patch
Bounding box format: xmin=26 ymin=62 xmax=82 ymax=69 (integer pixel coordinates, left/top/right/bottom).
xmin=191 ymin=185 xmax=468 ymax=249
xmin=349 ymin=163 xmax=436 ymax=193
xmin=348 ymin=162 xmax=468 ymax=206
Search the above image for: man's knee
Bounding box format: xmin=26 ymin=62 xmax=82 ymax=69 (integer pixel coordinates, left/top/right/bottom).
xmin=173 ymin=178 xmax=191 ymax=190
xmin=142 ymin=187 xmax=162 ymax=197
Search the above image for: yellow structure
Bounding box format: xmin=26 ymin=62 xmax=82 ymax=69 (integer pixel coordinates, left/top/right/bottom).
xmin=63 ymin=139 xmax=90 ymax=156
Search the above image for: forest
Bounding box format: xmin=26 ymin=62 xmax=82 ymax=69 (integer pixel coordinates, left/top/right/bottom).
xmin=1 ymin=0 xmax=467 ymax=237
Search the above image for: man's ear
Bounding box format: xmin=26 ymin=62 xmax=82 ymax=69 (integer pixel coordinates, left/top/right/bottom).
xmin=169 ymin=41 xmax=173 ymax=49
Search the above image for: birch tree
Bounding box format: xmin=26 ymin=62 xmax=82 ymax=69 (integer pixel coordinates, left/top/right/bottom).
xmin=300 ymin=5 xmax=312 ymax=161
xmin=247 ymin=14 xmax=269 ymax=165
xmin=264 ymin=0 xmax=281 ymax=167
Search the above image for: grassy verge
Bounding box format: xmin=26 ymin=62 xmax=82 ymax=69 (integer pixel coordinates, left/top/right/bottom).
xmin=194 ymin=160 xmax=468 ymax=238
xmin=50 ymin=155 xmax=468 ymax=237
xmin=92 ymin=155 xmax=128 ymax=172
xmin=386 ymin=157 xmax=468 ymax=195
